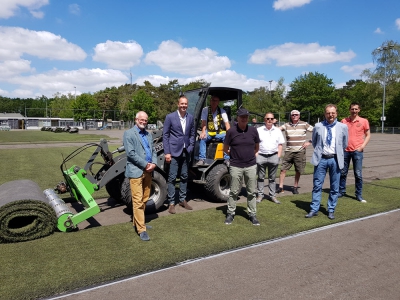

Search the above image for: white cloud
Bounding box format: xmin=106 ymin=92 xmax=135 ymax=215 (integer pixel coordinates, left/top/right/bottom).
xmin=248 ymin=42 xmax=356 ymax=67
xmin=0 ymin=0 xmax=49 ymax=19
xmin=396 ymin=18 xmax=400 ymax=30
xmin=273 ymin=0 xmax=312 ymax=11
xmin=0 ymin=26 xmax=87 ymax=61
xmin=93 ymin=40 xmax=143 ymax=69
xmin=69 ymin=4 xmax=80 ymax=16
xmin=374 ymin=27 xmax=383 ymax=34
xmin=135 ymin=70 xmax=271 ymax=92
xmin=144 ymin=40 xmax=231 ymax=76
xmin=341 ymin=63 xmax=374 ymax=76
xmin=0 ymin=60 xmax=34 ymax=79
xmin=6 ymin=68 xmax=128 ymax=98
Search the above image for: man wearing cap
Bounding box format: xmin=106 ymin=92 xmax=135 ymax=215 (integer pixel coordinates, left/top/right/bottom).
xmin=256 ymin=112 xmax=285 ymax=204
xmin=277 ymin=110 xmax=314 ymax=194
xmin=197 ymin=95 xmax=230 ymax=166
xmin=223 ymin=107 xmax=260 ymax=225
xmin=306 ymin=104 xmax=348 ymax=220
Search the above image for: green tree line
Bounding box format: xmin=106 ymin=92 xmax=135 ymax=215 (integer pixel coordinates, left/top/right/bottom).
xmin=1 ymin=41 xmax=400 ymax=127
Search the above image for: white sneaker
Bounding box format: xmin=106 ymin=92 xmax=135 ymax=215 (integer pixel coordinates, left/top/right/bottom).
xmin=358 ymin=198 xmax=367 ymax=203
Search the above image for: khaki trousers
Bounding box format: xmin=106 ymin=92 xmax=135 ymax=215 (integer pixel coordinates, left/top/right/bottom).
xmin=129 ymin=172 xmax=152 ymax=234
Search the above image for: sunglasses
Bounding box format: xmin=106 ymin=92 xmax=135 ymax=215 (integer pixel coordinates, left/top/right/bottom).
xmin=291 ymin=114 xmax=299 ymax=116
xmin=264 ymin=118 xmax=274 ymax=120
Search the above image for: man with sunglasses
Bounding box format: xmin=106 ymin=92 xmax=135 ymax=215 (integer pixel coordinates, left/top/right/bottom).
xmin=277 ymin=110 xmax=313 ymax=194
xmin=256 ymin=112 xmax=285 ymax=204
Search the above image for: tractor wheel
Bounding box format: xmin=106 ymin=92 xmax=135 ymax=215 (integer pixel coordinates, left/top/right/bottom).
xmin=105 ymin=173 xmax=124 ymax=203
xmin=204 ymin=164 xmax=231 ymax=202
xmin=120 ymin=170 xmax=167 ymax=213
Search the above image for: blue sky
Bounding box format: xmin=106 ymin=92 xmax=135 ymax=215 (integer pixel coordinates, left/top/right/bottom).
xmin=0 ymin=0 xmax=399 ymax=99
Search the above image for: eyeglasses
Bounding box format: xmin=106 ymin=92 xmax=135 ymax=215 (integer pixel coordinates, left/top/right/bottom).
xmin=264 ymin=118 xmax=274 ymax=120
xmin=291 ymin=114 xmax=299 ymax=116
xmin=137 ymin=119 xmax=148 ymax=122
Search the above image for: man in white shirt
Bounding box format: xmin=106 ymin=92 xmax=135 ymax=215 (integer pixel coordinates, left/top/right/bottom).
xmin=256 ymin=112 xmax=285 ymax=204
xmin=196 ymin=95 xmax=230 ymax=166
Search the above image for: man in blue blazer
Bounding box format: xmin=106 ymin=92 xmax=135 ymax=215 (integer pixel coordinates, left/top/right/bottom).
xmin=306 ymin=104 xmax=348 ymax=220
xmin=123 ymin=111 xmax=157 ymax=241
xmin=163 ymin=95 xmax=196 ymax=214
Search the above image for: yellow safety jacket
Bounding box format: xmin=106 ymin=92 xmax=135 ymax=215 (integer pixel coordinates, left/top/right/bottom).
xmin=207 ymin=106 xmax=226 ymax=136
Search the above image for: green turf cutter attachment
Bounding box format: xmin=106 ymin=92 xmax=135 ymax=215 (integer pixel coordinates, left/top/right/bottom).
xmin=44 ymin=165 xmax=100 ymax=232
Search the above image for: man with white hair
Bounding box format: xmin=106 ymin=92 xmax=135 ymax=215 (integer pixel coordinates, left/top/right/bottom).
xmin=277 ymin=110 xmax=313 ymax=194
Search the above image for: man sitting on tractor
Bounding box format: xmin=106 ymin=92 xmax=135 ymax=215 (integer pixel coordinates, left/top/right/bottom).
xmin=196 ymin=95 xmax=231 ymax=166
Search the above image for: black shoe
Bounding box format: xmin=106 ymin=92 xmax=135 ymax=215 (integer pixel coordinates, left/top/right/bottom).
xmin=139 ymin=231 xmax=150 ymax=241
xmin=225 ymin=214 xmax=234 ymax=225
xmin=276 ymin=187 xmax=284 ymax=194
xmin=305 ymin=211 xmax=318 ymax=218
xmin=249 ymin=215 xmax=260 ymax=226
xmin=328 ymin=212 xmax=335 ymax=220
xmin=292 ymin=187 xmax=299 ymax=194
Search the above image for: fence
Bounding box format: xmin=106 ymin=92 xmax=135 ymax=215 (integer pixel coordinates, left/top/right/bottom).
xmin=371 ymin=126 xmax=400 ymax=134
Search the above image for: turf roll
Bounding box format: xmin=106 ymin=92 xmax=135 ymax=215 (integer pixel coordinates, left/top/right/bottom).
xmin=0 ymin=180 xmax=57 ymax=243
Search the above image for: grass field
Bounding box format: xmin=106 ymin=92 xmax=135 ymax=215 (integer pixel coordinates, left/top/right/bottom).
xmin=1 ymin=178 xmax=399 ymax=300
xmin=0 ymin=130 xmax=113 ymax=144
xmin=0 ymin=132 xmax=395 ymax=299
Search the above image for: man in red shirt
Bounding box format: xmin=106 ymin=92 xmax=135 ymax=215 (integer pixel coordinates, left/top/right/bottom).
xmin=339 ymin=103 xmax=371 ymax=202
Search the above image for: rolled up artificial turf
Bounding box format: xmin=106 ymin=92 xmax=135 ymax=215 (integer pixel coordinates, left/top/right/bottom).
xmin=0 ymin=180 xmax=57 ymax=243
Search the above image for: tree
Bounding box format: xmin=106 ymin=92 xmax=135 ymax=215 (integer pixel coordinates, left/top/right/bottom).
xmin=72 ymin=93 xmax=100 ymax=122
xmin=129 ymin=90 xmax=157 ymax=123
xmin=94 ymin=87 xmax=119 ymax=121
xmin=50 ymin=92 xmax=74 ymax=118
xmin=288 ymin=72 xmax=336 ymax=124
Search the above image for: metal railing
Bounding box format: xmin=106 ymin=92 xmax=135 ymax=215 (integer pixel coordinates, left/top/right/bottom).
xmin=371 ymin=126 xmax=400 ymax=134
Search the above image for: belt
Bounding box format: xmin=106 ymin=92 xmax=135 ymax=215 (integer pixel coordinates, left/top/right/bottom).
xmin=322 ymin=154 xmax=336 ymax=159
xmin=259 ymin=152 xmax=277 ymax=157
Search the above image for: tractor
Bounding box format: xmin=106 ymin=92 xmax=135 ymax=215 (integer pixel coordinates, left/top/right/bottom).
xmin=50 ymin=86 xmax=245 ymax=231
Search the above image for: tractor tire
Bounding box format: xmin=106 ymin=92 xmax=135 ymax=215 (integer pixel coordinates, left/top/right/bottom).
xmin=204 ymin=164 xmax=231 ymax=202
xmin=105 ymin=173 xmax=125 ymax=203
xmin=120 ymin=170 xmax=167 ymax=213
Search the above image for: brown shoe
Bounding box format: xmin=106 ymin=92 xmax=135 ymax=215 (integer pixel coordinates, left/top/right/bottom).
xmin=179 ymin=200 xmax=193 ymax=210
xmin=168 ymin=205 xmax=176 ymax=214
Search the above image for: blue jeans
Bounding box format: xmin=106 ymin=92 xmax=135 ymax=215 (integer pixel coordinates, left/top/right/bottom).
xmin=339 ymin=151 xmax=363 ymax=199
xmin=199 ymin=131 xmax=229 ymax=160
xmin=167 ymin=150 xmax=190 ymax=205
xmin=310 ymin=157 xmax=341 ymax=213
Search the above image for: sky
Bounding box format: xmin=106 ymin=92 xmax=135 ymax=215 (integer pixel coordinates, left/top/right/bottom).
xmin=0 ymin=0 xmax=399 ymax=99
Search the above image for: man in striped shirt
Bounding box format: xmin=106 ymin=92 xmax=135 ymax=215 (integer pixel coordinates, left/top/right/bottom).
xmin=277 ymin=110 xmax=313 ymax=194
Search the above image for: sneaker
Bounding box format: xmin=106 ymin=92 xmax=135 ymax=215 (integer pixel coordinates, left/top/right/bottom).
xmin=224 ymin=159 xmax=230 ymax=168
xmin=249 ymin=215 xmax=260 ymax=226
xmin=328 ymin=212 xmax=335 ymax=220
xmin=292 ymin=187 xmax=299 ymax=194
xmin=196 ymin=160 xmax=205 ymax=166
xmin=139 ymin=231 xmax=150 ymax=241
xmin=357 ymin=198 xmax=367 ymax=203
xmin=224 ymin=214 xmax=234 ymax=225
xmin=256 ymin=195 xmax=263 ymax=203
xmin=338 ymin=193 xmax=345 ymax=198
xmin=276 ymin=187 xmax=284 ymax=194
xmin=270 ymin=196 xmax=281 ymax=204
